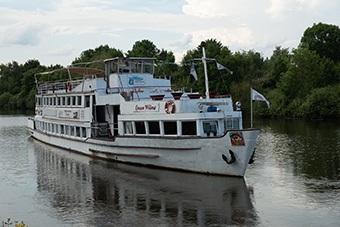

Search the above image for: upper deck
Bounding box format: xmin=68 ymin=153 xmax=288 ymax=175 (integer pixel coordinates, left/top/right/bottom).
xmin=35 ymin=57 xmax=171 ymax=97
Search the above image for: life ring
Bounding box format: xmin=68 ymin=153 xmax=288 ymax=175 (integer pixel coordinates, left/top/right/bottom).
xmin=165 ymin=100 xmax=175 ymax=114
xmin=67 ymin=81 xmax=72 ymax=91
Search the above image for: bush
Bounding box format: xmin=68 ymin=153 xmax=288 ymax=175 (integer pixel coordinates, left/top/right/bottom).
xmin=302 ymin=86 xmax=340 ymax=119
xmin=266 ymin=89 xmax=286 ymax=118
xmin=286 ymin=98 xmax=305 ymax=118
xmin=230 ymin=81 xmax=251 ymax=115
xmin=1 ymin=218 xmax=30 ymax=227
xmin=0 ymin=92 xmax=12 ymax=110
xmin=25 ymin=88 xmax=36 ymax=109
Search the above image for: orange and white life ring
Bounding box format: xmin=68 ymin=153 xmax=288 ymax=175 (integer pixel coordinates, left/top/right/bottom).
xmin=165 ymin=100 xmax=175 ymax=114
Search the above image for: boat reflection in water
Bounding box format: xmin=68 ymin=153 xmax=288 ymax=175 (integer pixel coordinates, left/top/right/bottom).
xmin=31 ymin=139 xmax=258 ymax=226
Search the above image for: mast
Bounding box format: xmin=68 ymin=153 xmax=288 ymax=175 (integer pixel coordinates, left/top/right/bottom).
xmin=193 ymin=47 xmax=215 ymax=100
xmin=202 ymin=47 xmax=210 ymax=100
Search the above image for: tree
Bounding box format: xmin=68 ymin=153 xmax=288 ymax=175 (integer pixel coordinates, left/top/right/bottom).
xmin=262 ymin=46 xmax=290 ymax=89
xmin=0 ymin=92 xmax=11 ymax=110
xmin=229 ymin=81 xmax=251 ymax=115
xmin=73 ymin=45 xmax=123 ymax=64
xmin=180 ymin=39 xmax=233 ymax=95
xmin=156 ymin=49 xmax=178 ymax=76
xmin=126 ymin=40 xmax=160 ymax=57
xmin=300 ymin=22 xmax=340 ymax=63
xmin=278 ymin=48 xmax=320 ymax=99
xmin=278 ymin=47 xmax=339 ymax=100
xmin=302 ymin=86 xmax=340 ymax=119
xmin=0 ymin=61 xmax=23 ymax=95
xmin=21 ymin=60 xmax=45 ymax=96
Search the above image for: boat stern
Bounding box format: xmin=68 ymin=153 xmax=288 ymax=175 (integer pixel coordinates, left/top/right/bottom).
xmin=28 ymin=117 xmax=35 ymax=135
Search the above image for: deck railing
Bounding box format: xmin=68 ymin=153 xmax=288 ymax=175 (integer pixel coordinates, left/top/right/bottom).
xmin=90 ymin=122 xmax=118 ymax=140
xmin=37 ymin=78 xmax=85 ymax=94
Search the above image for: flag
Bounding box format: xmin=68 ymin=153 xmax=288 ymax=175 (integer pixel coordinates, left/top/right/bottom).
xmin=251 ymin=88 xmax=270 ymax=108
xmin=190 ymin=64 xmax=198 ymax=80
xmin=216 ymin=62 xmax=233 ymax=74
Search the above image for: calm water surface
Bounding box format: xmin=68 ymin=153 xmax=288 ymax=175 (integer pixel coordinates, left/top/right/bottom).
xmin=0 ymin=115 xmax=339 ymax=226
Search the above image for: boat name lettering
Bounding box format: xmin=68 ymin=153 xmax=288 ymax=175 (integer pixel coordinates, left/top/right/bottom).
xmin=59 ymin=110 xmax=80 ymax=119
xmin=129 ymin=76 xmax=144 ymax=86
xmin=134 ymin=104 xmax=159 ymax=112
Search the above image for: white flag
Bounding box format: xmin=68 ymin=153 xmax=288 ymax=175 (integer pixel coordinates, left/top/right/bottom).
xmin=251 ymin=88 xmax=270 ymax=108
xmin=216 ymin=62 xmax=233 ymax=74
xmin=190 ymin=64 xmax=198 ymax=80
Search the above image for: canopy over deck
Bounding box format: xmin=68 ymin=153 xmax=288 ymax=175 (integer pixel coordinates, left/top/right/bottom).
xmin=38 ymin=67 xmax=104 ymax=76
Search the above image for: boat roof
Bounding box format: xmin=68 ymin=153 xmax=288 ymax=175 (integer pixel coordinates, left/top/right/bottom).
xmin=37 ymin=57 xmax=156 ymax=75
xmin=104 ymin=57 xmax=156 ymax=63
xmin=38 ymin=67 xmax=104 ymax=76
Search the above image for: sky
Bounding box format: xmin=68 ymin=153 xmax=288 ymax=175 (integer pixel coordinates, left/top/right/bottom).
xmin=0 ymin=0 xmax=339 ymax=66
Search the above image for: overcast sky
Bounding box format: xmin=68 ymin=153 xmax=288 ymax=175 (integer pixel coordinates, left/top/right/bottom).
xmin=0 ymin=0 xmax=339 ymax=66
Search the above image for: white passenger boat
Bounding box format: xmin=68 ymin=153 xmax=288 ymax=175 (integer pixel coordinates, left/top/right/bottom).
xmin=28 ymin=48 xmax=260 ymax=177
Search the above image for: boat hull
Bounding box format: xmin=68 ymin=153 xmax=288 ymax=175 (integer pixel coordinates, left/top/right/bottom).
xmin=28 ymin=119 xmax=259 ymax=177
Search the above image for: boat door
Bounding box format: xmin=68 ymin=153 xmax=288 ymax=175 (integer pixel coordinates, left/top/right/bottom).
xmin=95 ymin=105 xmax=106 ymax=122
xmin=92 ymin=105 xmax=110 ymax=138
xmin=103 ymin=105 xmax=120 ymax=136
xmin=92 ymin=105 xmax=120 ymax=138
xmin=113 ymin=105 xmax=120 ymax=136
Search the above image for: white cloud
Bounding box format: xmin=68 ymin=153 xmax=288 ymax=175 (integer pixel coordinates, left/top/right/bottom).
xmin=0 ymin=0 xmax=340 ymax=66
xmin=266 ymin=0 xmax=324 ymax=20
xmin=169 ymin=26 xmax=256 ymax=61
xmin=297 ymin=0 xmax=321 ymax=8
xmin=48 ymin=46 xmax=74 ymax=56
xmin=183 ymin=0 xmax=228 ymax=18
xmin=2 ymin=23 xmax=47 ymax=46
xmin=182 ymin=0 xmax=268 ymax=21
xmin=190 ymin=27 xmax=255 ymax=49
xmin=170 ymin=34 xmax=193 ymax=50
xmin=266 ymin=0 xmax=292 ymax=20
xmin=169 ymin=34 xmax=194 ymax=61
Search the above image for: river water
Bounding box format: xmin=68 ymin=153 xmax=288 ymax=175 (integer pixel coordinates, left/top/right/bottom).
xmin=0 ymin=115 xmax=339 ymax=226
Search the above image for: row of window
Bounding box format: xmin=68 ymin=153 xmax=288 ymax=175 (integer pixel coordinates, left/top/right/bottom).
xmin=122 ymin=118 xmax=240 ymax=137
xmin=109 ymin=59 xmax=154 ymax=74
xmin=36 ymin=118 xmax=239 ymax=139
xmin=36 ymin=121 xmax=88 ymax=138
xmin=123 ymin=120 xmax=219 ymax=137
xmin=36 ymin=95 xmax=91 ymax=107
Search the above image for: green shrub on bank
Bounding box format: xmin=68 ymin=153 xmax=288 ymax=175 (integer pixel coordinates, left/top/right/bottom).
xmin=1 ymin=218 xmax=30 ymax=227
xmin=301 ymin=86 xmax=340 ymax=119
xmin=285 ymin=97 xmax=305 ymax=118
xmin=252 ymin=85 xmax=340 ymax=119
xmin=266 ymin=89 xmax=286 ymax=118
xmin=0 ymin=93 xmax=12 ymax=110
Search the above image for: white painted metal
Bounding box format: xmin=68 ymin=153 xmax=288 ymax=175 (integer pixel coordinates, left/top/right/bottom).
xmin=28 ymin=56 xmax=260 ymax=177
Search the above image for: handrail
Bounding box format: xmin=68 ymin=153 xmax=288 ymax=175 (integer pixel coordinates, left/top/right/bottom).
xmin=90 ymin=122 xmax=118 ymax=140
xmin=117 ymin=74 xmax=125 ymax=95
xmin=36 ymin=80 xmax=204 ymax=100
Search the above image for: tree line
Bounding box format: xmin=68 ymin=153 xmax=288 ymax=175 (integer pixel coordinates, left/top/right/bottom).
xmin=0 ymin=22 xmax=340 ymax=119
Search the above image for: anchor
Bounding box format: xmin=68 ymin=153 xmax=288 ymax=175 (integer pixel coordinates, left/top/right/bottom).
xmin=248 ymin=148 xmax=256 ymax=164
xmin=222 ymin=150 xmax=236 ymax=164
